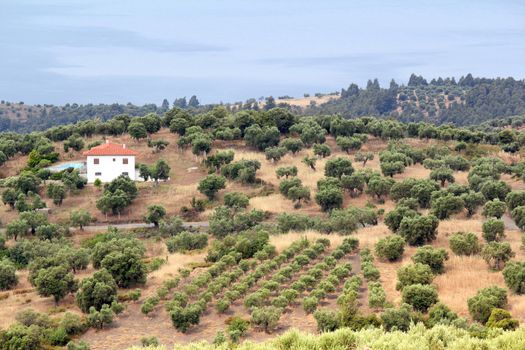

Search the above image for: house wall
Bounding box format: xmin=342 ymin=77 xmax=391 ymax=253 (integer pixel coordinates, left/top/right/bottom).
xmin=86 ymin=155 xmax=136 ymax=183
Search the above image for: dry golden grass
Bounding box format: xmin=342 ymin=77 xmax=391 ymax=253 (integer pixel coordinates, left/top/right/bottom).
xmin=269 ymin=230 xmax=347 ymax=253
xmin=274 ymin=94 xmax=340 ymax=108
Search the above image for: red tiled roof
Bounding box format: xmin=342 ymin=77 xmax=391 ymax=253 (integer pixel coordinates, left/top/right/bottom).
xmin=83 ymin=143 xmax=139 ymax=156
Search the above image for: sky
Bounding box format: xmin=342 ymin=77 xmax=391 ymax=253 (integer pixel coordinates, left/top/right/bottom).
xmin=1 ymin=0 xmax=525 ymax=105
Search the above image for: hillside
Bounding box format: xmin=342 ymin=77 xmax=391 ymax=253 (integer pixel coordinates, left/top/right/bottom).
xmin=2 ymin=74 xmax=525 ymax=134
xmin=2 ymin=110 xmax=525 ymax=349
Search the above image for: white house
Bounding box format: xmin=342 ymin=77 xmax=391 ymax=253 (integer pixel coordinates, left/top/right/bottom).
xmin=83 ymin=141 xmax=139 ymax=183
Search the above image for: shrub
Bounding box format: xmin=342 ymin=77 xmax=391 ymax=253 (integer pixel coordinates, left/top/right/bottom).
xmin=511 ymin=206 xmax=525 ymax=230
xmin=251 ymin=306 xmax=282 ymax=333
xmin=216 ymin=298 xmax=230 ymax=313
xmin=0 ymin=259 xmax=18 ymax=290
xmin=87 ymin=304 xmax=114 ymax=329
xmin=375 ymin=235 xmax=405 ymax=261
xmin=76 ymin=269 xmax=118 ymax=313
xmin=486 ymin=308 xmax=519 ymax=330
xmin=481 ymin=242 xmax=514 ymax=270
xmin=224 ymin=192 xmax=249 ymax=209
xmin=313 ymin=310 xmax=340 ymax=332
xmin=431 ymin=194 xmax=464 ymax=220
xmin=368 ymin=282 xmax=386 ymax=309
xmin=401 ymin=284 xmax=438 ymax=312
xmin=315 ymin=187 xmax=343 ymax=211
xmin=467 ymin=286 xmax=507 ymax=323
xmin=362 ymin=262 xmax=380 ymax=281
xmin=59 ymin=312 xmax=85 ymax=335
xmin=426 ymin=303 xmax=458 ymax=327
xmin=398 ymin=215 xmax=439 ymax=246
xmin=411 ymin=246 xmax=449 ymax=274
xmin=381 ymin=304 xmax=412 ymax=331
xmin=226 ymin=316 xmax=249 ymax=343
xmin=449 ymin=232 xmax=481 ymax=256
xmin=166 ymin=232 xmax=208 ymax=253
xmin=302 ymin=296 xmax=319 ymax=314
xmin=324 ymin=157 xmax=354 ymax=178
xmin=396 ymin=263 xmax=434 ymax=290
xmin=482 ymin=199 xmax=507 ymax=218
xmin=502 ymin=261 xmax=525 ymax=294
xmin=101 ymin=249 xmax=146 ymax=288
xmin=141 ymin=336 xmax=160 ymax=347
xmin=482 ymin=218 xmax=505 ymax=242
xmin=198 ymin=174 xmax=226 ymax=200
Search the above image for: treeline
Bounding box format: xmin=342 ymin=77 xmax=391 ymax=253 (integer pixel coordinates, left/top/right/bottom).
xmin=307 ymin=74 xmax=525 ymax=126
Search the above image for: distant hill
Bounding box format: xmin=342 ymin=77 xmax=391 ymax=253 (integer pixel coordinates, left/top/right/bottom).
xmin=2 ymin=74 xmax=525 ymax=133
xmin=307 ymin=74 xmax=525 ymax=126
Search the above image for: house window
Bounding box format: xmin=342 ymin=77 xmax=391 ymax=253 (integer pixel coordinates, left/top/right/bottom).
xmin=95 ymin=172 xmax=102 ymax=176
xmin=122 ymin=172 xmax=129 ymax=176
xmin=123 ymin=158 xmax=128 ymax=164
xmin=94 ymin=158 xmax=99 ymax=164
xmin=113 ymin=158 xmax=116 ymax=162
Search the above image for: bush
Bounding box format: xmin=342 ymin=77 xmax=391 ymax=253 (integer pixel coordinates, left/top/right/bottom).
xmin=398 ymin=215 xmax=439 ymax=246
xmin=411 ymin=246 xmax=449 ymax=274
xmin=467 ymin=286 xmax=507 ymax=323
xmin=59 ymin=312 xmax=85 ymax=335
xmin=0 ymin=324 xmax=42 ymax=350
xmin=302 ymin=296 xmax=319 ymax=314
xmin=449 ymin=232 xmax=481 ymax=256
xmin=511 ymin=206 xmax=525 ymax=230
xmin=198 ymin=174 xmax=226 ymax=200
xmin=401 ymin=284 xmax=438 ymax=312
xmin=482 ymin=199 xmax=507 ymax=218
xmin=87 ymin=305 xmax=114 ymax=329
xmin=0 ymin=259 xmax=18 ymax=290
xmin=381 ymin=305 xmax=412 ymax=331
xmin=503 ymin=261 xmax=525 ymax=294
xmin=482 ymin=218 xmax=505 ymax=242
xmin=426 ymin=303 xmax=458 ymax=327
xmin=315 ymin=187 xmax=343 ymax=212
xmin=76 ymin=269 xmax=118 ymax=313
xmin=375 ymin=235 xmax=405 ymax=261
xmin=486 ymin=308 xmax=519 ymax=330
xmin=170 ymin=305 xmax=201 ymax=333
xmin=313 ymin=310 xmax=340 ymax=332
xmin=166 ymin=232 xmax=208 ymax=253
xmin=396 ymin=263 xmax=434 ymax=290
xmin=324 ymin=157 xmax=354 ymax=178
xmin=251 ymin=306 xmax=282 ymax=333
xmin=226 ymin=316 xmax=249 ymax=343
xmin=101 ymin=249 xmax=146 ymax=288
xmin=481 ymin=242 xmax=514 ymax=270
xmin=362 ymin=262 xmax=380 ymax=281
xmin=141 ymin=336 xmax=160 ymax=347
xmin=216 ymin=298 xmax=230 ymax=313
xmin=224 ymin=192 xmax=249 ymax=209
xmin=368 ymin=282 xmax=386 ymax=309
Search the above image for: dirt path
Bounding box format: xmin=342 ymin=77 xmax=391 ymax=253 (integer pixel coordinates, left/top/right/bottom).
xmin=503 ymin=213 xmax=520 ymax=231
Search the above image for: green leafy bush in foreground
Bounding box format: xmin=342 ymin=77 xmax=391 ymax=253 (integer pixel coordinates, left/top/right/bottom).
xmin=125 ymin=324 xmax=525 ymax=350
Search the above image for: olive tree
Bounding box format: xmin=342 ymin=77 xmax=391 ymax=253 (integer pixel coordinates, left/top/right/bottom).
xmin=0 ymin=259 xmax=18 ymax=290
xmin=411 ymin=246 xmax=449 ymax=274
xmin=481 ymin=242 xmax=514 ymax=270
xmin=502 ymin=261 xmax=525 ymax=294
xmin=398 ymin=215 xmax=439 ymax=246
xmin=76 ymin=269 xmax=118 ymax=312
xmin=375 ymin=235 xmax=405 ymax=262
xmin=467 ymin=286 xmax=507 ymax=323
xmin=430 ymin=167 xmax=455 ymax=187
xmin=449 ymin=232 xmax=481 ymax=256
xmin=198 ymin=174 xmax=226 ymax=200
xmin=482 ymin=218 xmax=505 ymax=242
xmin=324 ymin=157 xmax=354 ymax=178
xmin=482 ymin=199 xmax=507 ymax=219
xmin=144 ymin=205 xmax=166 ymax=227
xmin=34 ymin=265 xmax=77 ymax=304
xmin=401 ymin=284 xmax=438 ymax=312
xmin=396 ymin=263 xmax=434 ymax=290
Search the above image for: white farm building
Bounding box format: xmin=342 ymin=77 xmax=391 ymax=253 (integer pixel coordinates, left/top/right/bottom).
xmin=82 ymin=141 xmax=139 ymax=183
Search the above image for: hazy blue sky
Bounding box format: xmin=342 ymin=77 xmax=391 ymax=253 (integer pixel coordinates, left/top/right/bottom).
xmin=1 ymin=0 xmax=524 ymax=105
